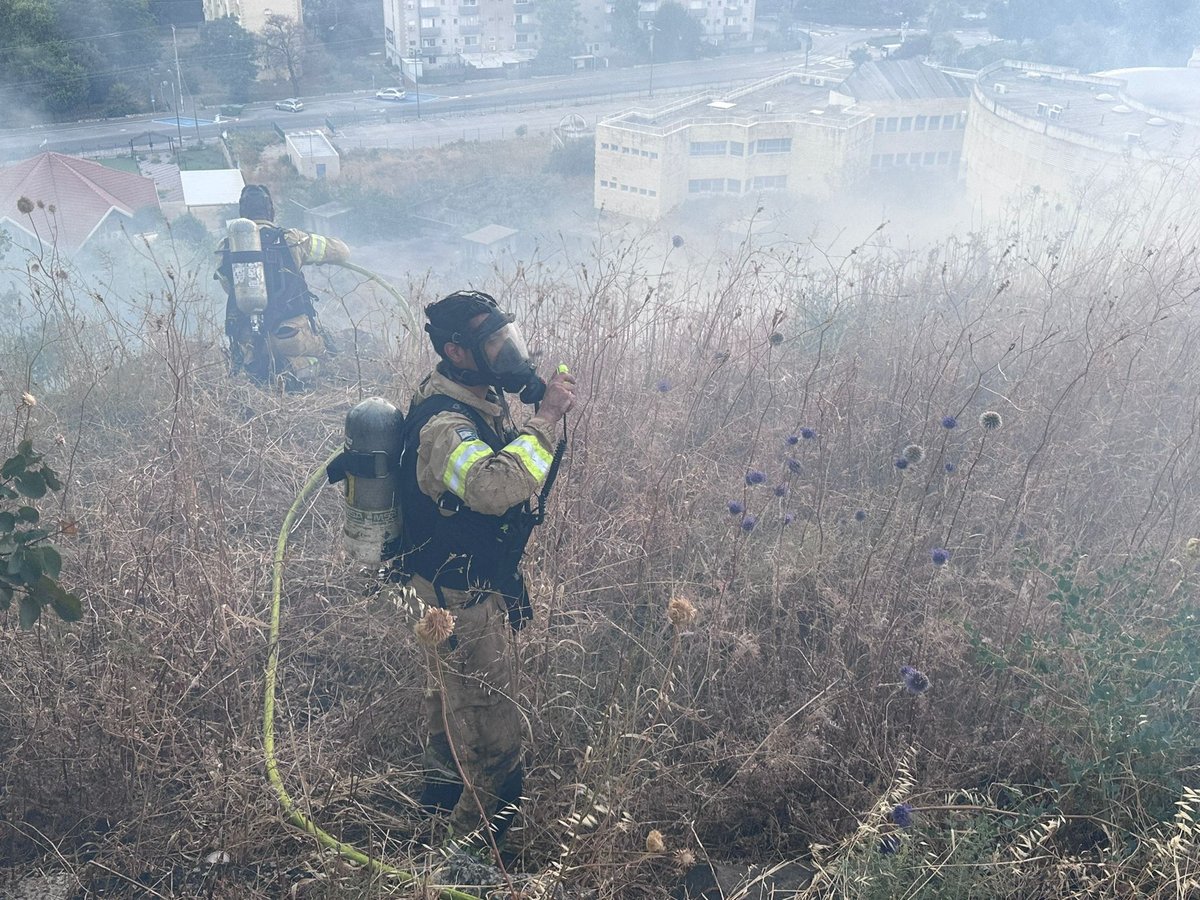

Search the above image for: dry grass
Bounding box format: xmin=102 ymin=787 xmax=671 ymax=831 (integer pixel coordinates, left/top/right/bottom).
xmin=0 ymin=192 xmax=1198 ymax=898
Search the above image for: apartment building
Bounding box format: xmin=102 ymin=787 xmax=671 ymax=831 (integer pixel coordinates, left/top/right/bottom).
xmin=384 ymin=0 xmax=540 ymax=71
xmin=595 ymin=70 xmax=873 ymax=219
xmin=631 ymin=0 xmax=756 ymax=47
xmin=203 ymin=0 xmax=301 ymax=33
xmin=830 ymin=59 xmax=970 ymax=174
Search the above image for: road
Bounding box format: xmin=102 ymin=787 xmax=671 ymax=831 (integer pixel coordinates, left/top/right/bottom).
xmin=0 ymin=27 xmax=993 ymax=162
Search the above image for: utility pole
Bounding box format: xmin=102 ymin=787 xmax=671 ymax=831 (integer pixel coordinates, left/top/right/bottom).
xmin=410 ymin=54 xmax=421 ymax=119
xmin=648 ymin=25 xmax=656 ymax=99
xmin=172 ymin=25 xmax=185 ymax=151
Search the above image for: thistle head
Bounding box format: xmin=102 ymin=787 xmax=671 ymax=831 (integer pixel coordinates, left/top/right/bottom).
xmin=941 ymin=415 xmax=958 ymax=429
xmin=667 ymin=596 xmax=698 ymax=628
xmin=899 ymin=665 xmax=930 ymax=694
xmin=902 ymin=443 xmax=924 ymax=464
xmin=645 ymin=829 xmax=666 ymax=853
xmin=415 ymin=607 xmax=456 ymax=646
xmin=745 ymin=470 xmax=766 ymax=486
xmin=979 ymin=410 xmax=1003 ymax=430
xmin=930 ymin=547 xmax=950 ymax=566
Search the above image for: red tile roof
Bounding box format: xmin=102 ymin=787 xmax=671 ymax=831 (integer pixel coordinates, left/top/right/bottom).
xmin=0 ymin=152 xmax=160 ymax=252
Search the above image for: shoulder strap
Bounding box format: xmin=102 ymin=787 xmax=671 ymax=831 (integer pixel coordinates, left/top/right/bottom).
xmin=405 ymin=393 xmax=502 ymax=450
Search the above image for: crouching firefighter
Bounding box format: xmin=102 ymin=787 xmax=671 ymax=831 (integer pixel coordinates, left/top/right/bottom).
xmin=329 ymin=290 xmax=576 ymax=851
xmin=215 ymin=184 xmax=350 ymax=390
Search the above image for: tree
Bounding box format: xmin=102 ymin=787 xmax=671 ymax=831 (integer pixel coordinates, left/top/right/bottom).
xmin=197 ymin=16 xmax=258 ymax=103
xmin=534 ymin=0 xmax=584 ymax=73
xmin=0 ymin=439 xmax=82 ymax=629
xmin=260 ymin=13 xmax=305 ymax=97
xmin=850 ymin=46 xmax=872 ymax=68
xmin=609 ymin=0 xmax=648 ymax=60
xmin=652 ymin=2 xmax=704 ymax=63
xmin=930 ymin=31 xmax=962 ymax=64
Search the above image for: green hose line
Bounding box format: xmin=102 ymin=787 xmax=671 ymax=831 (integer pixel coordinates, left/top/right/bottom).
xmin=331 ymin=260 xmax=422 ymax=344
xmin=263 ymin=449 xmax=481 ymax=900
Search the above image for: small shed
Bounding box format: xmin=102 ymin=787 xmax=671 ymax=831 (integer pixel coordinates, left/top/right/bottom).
xmin=461 ymin=224 xmax=519 ymax=262
xmin=285 ymin=130 xmax=340 ymax=180
xmin=178 ymin=168 xmax=245 ymax=229
xmin=303 ymin=200 xmax=353 ymax=240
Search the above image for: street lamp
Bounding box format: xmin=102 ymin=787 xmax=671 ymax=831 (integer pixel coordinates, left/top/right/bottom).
xmin=409 ymin=54 xmax=422 ymax=119
xmin=648 ymin=23 xmax=658 ymax=99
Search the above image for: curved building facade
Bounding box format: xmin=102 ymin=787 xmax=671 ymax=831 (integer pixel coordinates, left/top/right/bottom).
xmin=962 ymin=60 xmax=1200 ymax=218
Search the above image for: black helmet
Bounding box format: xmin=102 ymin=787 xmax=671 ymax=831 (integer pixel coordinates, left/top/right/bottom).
xmin=239 ymin=184 xmax=274 ymax=221
xmin=424 ymin=290 xmax=501 ymax=353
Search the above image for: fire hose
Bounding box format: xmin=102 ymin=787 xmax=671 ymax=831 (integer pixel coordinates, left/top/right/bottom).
xmin=262 ymin=449 xmax=482 ymax=900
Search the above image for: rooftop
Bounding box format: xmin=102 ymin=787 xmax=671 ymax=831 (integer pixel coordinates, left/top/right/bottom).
xmin=179 ymin=168 xmax=245 ymax=207
xmin=602 ymin=67 xmax=870 ymax=136
xmin=0 ymin=151 xmax=159 ymax=252
xmin=462 ymin=224 xmax=518 ymax=245
xmin=976 ymin=62 xmax=1200 ymax=159
xmin=841 ymin=59 xmax=970 ymax=103
xmin=285 ymin=130 xmax=337 ymax=158
xmin=1098 ymin=67 xmax=1200 ymax=121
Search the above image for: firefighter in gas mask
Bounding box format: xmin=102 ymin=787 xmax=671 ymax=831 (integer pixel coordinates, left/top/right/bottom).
xmin=215 ymin=184 xmax=350 ymax=389
xmin=391 ymin=290 xmax=576 ymax=854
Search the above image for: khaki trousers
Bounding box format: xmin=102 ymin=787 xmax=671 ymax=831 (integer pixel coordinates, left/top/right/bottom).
xmin=407 ymin=574 xmax=523 ymax=841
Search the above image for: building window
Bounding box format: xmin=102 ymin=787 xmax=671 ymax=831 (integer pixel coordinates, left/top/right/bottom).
xmin=936 ymin=151 xmax=949 ymax=164
xmin=752 ymin=174 xmax=786 ymax=189
xmin=923 ymin=151 xmax=936 ymax=165
xmin=422 ymin=37 xmax=436 ymax=47
xmin=874 ymin=118 xmax=884 ymax=133
xmin=928 ymin=116 xmax=941 ymax=131
xmin=688 ymin=178 xmax=724 ymax=193
xmin=621 ymin=146 xmax=630 ymax=154
xmin=942 ymin=115 xmax=956 ymax=130
xmin=900 ymin=117 xmax=912 ymax=132
xmin=516 ymin=33 xmax=529 ymax=42
xmin=885 ymin=117 xmax=898 ymax=132
xmin=915 ymin=115 xmax=926 ymax=130
xmin=638 ymin=187 xmax=648 ymax=195
xmin=908 ymin=152 xmax=921 ymax=165
xmin=726 ymin=178 xmax=741 ymax=192
xmin=648 ymin=189 xmax=657 ymax=196
xmin=729 ymin=141 xmax=744 ymax=156
xmin=690 ymin=141 xmax=728 ymax=156
xmin=600 ymin=179 xmax=610 ymax=187
xmin=755 ymin=138 xmax=791 ymax=153
xmin=620 ymin=184 xmax=629 ymax=191
xmin=871 ymin=154 xmax=881 ymax=168
xmin=421 ymin=16 xmax=435 ymax=26
xmin=881 ymin=153 xmax=894 ymax=166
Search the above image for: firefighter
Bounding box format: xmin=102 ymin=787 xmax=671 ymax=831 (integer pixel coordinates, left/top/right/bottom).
xmin=214 ymin=184 xmax=350 ymax=389
xmin=392 ymin=290 xmax=576 ymax=853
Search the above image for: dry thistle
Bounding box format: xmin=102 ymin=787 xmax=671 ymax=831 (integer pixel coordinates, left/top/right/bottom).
xmin=415 ymin=607 xmax=455 ymax=646
xmin=667 ymin=596 xmax=697 ymax=629
xmin=980 ymin=410 xmax=1003 ymax=430
xmin=673 ymin=848 xmax=696 ymax=870
xmin=16 ymin=196 xmax=33 ymax=215
xmin=645 ymin=829 xmax=666 ymax=853
xmin=19 ymin=392 xmax=36 ymax=409
xmin=1186 ymin=537 xmax=1200 ymax=558
xmin=902 ymin=443 xmax=925 ymax=464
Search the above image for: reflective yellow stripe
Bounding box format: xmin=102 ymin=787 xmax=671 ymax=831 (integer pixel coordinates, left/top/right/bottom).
xmin=506 ymin=434 xmax=552 ymax=483
xmin=442 ymin=439 xmax=491 ymax=497
xmin=309 ymin=233 xmax=328 ymax=263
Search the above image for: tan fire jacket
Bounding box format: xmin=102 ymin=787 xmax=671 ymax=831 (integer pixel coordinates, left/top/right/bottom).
xmin=411 ymin=368 xmax=557 ymax=516
xmin=215 ymin=220 xmax=350 ymax=286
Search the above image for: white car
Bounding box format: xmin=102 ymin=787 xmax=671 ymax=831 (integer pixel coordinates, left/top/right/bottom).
xmin=274 ymin=98 xmax=304 ymax=112
xmin=375 ymin=87 xmax=407 ymax=101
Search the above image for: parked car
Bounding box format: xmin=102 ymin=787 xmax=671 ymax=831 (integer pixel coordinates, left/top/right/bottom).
xmin=274 ymin=98 xmax=304 ymax=112
xmin=375 ymin=87 xmax=407 ymax=101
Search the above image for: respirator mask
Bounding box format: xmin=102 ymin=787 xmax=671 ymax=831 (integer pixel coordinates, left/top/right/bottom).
xmin=432 ymin=301 xmax=546 ymax=403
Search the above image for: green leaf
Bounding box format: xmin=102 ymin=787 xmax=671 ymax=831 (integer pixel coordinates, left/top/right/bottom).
xmin=41 ymin=468 xmax=62 ymax=492
xmin=35 ymin=577 xmax=81 ymax=622
xmin=1 ymin=455 xmax=25 ymax=479
xmin=14 ymin=471 xmax=46 ymax=499
xmin=17 ymin=594 xmax=39 ymax=629
xmin=0 ymin=512 xmax=14 ymax=533
xmin=15 ymin=529 xmax=49 ymax=545
xmin=16 ymin=506 xmax=38 ymax=523
xmin=0 ymin=485 xmax=16 ymax=501
xmin=19 ymin=548 xmax=44 ymax=584
xmin=7 ymin=548 xmax=24 ymax=578
xmin=40 ymin=546 xmax=61 ymax=580
xmin=0 ymin=583 xmax=10 ymax=610
xmin=17 ymin=438 xmax=36 ymax=461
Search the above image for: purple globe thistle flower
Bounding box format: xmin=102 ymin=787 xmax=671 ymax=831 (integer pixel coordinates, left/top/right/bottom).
xmin=891 ymin=802 xmax=914 ymax=828
xmin=786 ymin=434 xmax=800 ymax=446
xmin=783 ymin=512 xmax=794 ymax=525
xmin=740 ymin=515 xmax=757 ymax=532
xmin=786 ymin=457 xmax=802 ymax=474
xmin=773 ymin=484 xmax=788 ymax=498
xmin=878 ymin=835 xmax=901 ymax=855
xmin=655 ymin=378 xmax=671 ymax=393
xmin=768 ymin=331 xmax=784 ymax=346
xmin=930 ymin=547 xmax=950 ymax=566
xmin=727 ymin=500 xmax=744 ymax=516
xmin=979 ymin=410 xmax=1003 ymax=430
xmin=800 ymin=427 xmax=817 ymax=440
xmin=941 ymin=415 xmax=958 ymax=429
xmin=746 ymin=470 xmax=766 ymax=486
xmin=944 ymin=462 xmax=957 ymax=473
xmin=854 ymin=508 xmax=867 ymax=522
xmin=899 ymin=665 xmax=930 ymax=694
xmin=894 ymin=457 xmax=909 ymax=470
xmin=671 ymin=234 xmax=685 ymax=248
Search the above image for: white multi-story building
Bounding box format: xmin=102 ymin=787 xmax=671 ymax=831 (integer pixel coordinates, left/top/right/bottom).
xmin=384 ymin=0 xmax=539 ymax=73
xmin=203 ymin=0 xmax=301 ymax=33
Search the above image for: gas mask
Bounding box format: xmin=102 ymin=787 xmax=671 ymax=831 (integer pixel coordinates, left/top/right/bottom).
xmin=450 ymin=309 xmax=546 ymax=403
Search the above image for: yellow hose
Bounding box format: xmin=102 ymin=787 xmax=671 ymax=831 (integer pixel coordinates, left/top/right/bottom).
xmin=263 ymin=449 xmax=481 ymax=900
xmin=331 ymin=260 xmax=423 ymax=342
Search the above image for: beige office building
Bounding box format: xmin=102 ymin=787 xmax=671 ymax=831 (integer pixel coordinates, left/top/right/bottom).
xmin=203 ymin=0 xmax=301 ymax=33
xmin=963 ymin=60 xmax=1200 ymax=216
xmin=830 ymin=59 xmax=970 ymax=173
xmin=595 ymin=70 xmax=872 ymax=220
